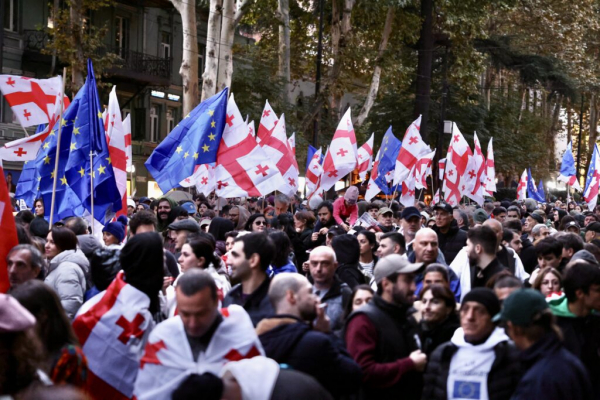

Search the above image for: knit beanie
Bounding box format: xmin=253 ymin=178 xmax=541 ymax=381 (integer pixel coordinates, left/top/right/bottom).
xmin=103 ymin=221 xmax=125 ymax=243
xmin=344 ymin=186 xmax=359 ymax=205
xmin=461 ymin=288 xmax=500 ymax=318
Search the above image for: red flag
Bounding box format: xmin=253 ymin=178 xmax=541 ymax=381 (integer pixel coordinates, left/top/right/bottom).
xmin=0 ymin=166 xmax=19 ymax=293
xmin=256 ymin=100 xmax=278 ymax=143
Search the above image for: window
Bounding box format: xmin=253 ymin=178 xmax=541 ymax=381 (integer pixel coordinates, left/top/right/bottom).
xmin=161 ymin=32 xmax=171 ymax=59
xmin=4 ymin=0 xmax=17 ymax=31
xmin=166 ymin=108 xmax=175 ymax=133
xmin=115 ymin=16 xmax=130 ymax=57
xmin=149 ymin=106 xmax=159 ymax=143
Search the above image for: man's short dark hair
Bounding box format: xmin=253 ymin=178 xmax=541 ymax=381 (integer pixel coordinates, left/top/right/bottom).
xmin=556 ymin=233 xmax=584 ymax=253
xmin=492 ymin=207 xmax=507 ymax=217
xmin=380 ymin=232 xmax=406 ymax=252
xmin=502 ymin=229 xmax=517 ymax=243
xmin=507 ymin=206 xmax=521 ymax=218
xmin=467 ymin=226 xmax=497 ymax=255
xmin=535 ymin=237 xmax=563 ymax=258
xmin=129 ymin=210 xmax=158 ymax=234
xmin=366 ymin=202 xmax=379 ymax=212
xmin=563 ymin=260 xmax=600 ymax=302
xmin=234 ymin=233 xmax=275 ymax=272
xmin=64 ymin=216 xmax=89 ymax=235
xmin=177 ymin=269 xmax=218 ymax=301
xmin=7 ymin=244 xmax=45 ymax=271
xmin=316 ymin=201 xmax=333 ymax=214
xmin=493 ymin=275 xmax=523 ymax=290
xmin=503 ymin=219 xmax=522 ymax=233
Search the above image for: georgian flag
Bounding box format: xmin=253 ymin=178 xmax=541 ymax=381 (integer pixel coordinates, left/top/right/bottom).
xmin=260 ymin=114 xmax=299 ymax=196
xmin=439 ymin=158 xmax=446 ymax=181
xmin=0 ymin=166 xmax=19 ymax=293
xmin=364 ymin=150 xmax=382 ymax=201
xmin=72 ymin=272 xmax=154 ymax=400
xmin=256 ymin=100 xmax=278 ymax=143
xmin=133 ymin=305 xmax=264 ymax=400
xmin=247 ymin=120 xmax=256 ymax=139
xmin=105 ymin=87 xmax=129 ymax=217
xmin=484 ymin=138 xmax=496 ymax=195
xmin=306 ymin=147 xmax=323 ymax=199
xmin=414 ymin=149 xmax=436 ymax=190
xmin=288 ymin=132 xmax=296 ymax=156
xmin=179 ymin=163 xmax=216 ymax=196
xmin=214 ymin=94 xmax=285 ymax=198
xmin=356 ymin=133 xmax=374 ymax=181
xmin=432 ymin=188 xmax=440 ymax=205
xmin=442 ymin=125 xmax=473 ymax=206
xmin=400 ymin=166 xmax=416 ymax=207
xmin=465 ymin=133 xmax=487 ymax=206
xmin=516 ymin=169 xmax=528 ymax=201
xmin=584 ymin=144 xmax=600 ymax=209
xmin=394 ymin=116 xmax=431 ymax=185
xmin=320 ymin=109 xmax=358 ymax=191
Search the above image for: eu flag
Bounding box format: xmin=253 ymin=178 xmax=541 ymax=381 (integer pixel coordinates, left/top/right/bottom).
xmin=375 ymin=127 xmax=402 ymax=195
xmin=145 ymin=88 xmax=229 ymax=193
xmin=527 ymin=168 xmax=545 ymax=202
xmin=63 ymin=59 xmax=122 ymax=225
xmin=15 ymin=124 xmax=45 ymax=208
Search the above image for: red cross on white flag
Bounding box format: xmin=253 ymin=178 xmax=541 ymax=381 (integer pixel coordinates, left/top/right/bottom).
xmin=464 ymin=132 xmax=487 ymax=206
xmin=394 ymin=115 xmax=431 ymax=185
xmin=442 ymin=124 xmax=473 ymax=206
xmin=320 ymin=108 xmax=358 ymax=191
xmin=180 ymin=163 xmax=216 ymax=196
xmin=516 ymin=169 xmax=528 ymax=200
xmin=256 ymin=100 xmax=278 ymax=144
xmin=356 ymin=133 xmax=374 ymax=181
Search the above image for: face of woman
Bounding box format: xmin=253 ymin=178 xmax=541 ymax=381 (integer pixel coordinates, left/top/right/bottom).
xmin=576 ymin=206 xmax=582 ymax=212
xmin=103 ymin=231 xmax=119 ymax=246
xmin=357 ymin=234 xmax=372 ymax=256
xmin=421 ymin=290 xmax=450 ymax=324
xmin=136 ymin=205 xmax=145 ymax=212
xmin=178 ymin=244 xmax=205 ymax=273
xmin=252 ymin=217 xmax=267 ymax=232
xmin=225 ymin=236 xmax=236 ymax=252
xmin=539 ymin=272 xmax=560 ymax=296
xmin=34 ymin=201 xmax=44 ymax=217
xmin=352 ymin=289 xmax=373 ymax=311
xmin=294 ymin=215 xmax=305 ymax=230
xmin=45 ymin=232 xmax=59 ymax=259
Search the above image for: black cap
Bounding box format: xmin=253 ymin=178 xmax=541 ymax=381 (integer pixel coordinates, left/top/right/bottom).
xmin=528 ymin=213 xmax=544 ymax=224
xmin=462 ymin=288 xmax=500 ymax=318
xmin=587 ymin=222 xmax=600 ymax=233
xmin=168 ymin=219 xmax=200 ymax=233
xmin=401 ymin=206 xmax=421 ymax=220
xmin=433 ymin=202 xmax=453 ymax=214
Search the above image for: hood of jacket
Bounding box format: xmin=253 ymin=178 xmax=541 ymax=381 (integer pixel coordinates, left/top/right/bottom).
xmin=257 ymin=315 xmax=310 ymax=361
xmin=233 ymin=206 xmax=251 ymax=231
xmin=49 ymin=249 xmax=90 ymax=275
xmin=450 ymin=326 xmax=509 ymax=351
xmin=332 ymin=234 xmax=360 ymax=265
xmin=548 ymin=293 xmax=577 ymax=318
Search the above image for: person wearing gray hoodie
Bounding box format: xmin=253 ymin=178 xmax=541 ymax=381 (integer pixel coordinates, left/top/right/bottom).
xmin=44 ymin=226 xmax=90 ymax=319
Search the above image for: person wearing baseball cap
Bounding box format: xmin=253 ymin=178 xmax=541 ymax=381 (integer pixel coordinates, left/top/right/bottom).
xmin=377 ymin=207 xmax=395 ymax=233
xmin=422 ymin=288 xmax=520 ymax=400
xmin=400 ymin=206 xmax=421 ymax=244
xmin=432 ymin=202 xmax=467 ymax=265
xmin=346 ymin=254 xmax=427 ymax=399
xmin=498 ymin=289 xmax=593 ymax=400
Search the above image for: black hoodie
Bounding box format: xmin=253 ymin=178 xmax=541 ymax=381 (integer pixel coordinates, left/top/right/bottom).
xmin=331 ymin=234 xmax=365 ymax=289
xmin=432 ymin=219 xmax=467 ymax=265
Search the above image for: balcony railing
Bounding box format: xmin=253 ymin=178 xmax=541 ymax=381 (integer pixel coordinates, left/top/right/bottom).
xmin=23 ymin=30 xmax=50 ymax=52
xmin=111 ymin=48 xmax=172 ymax=80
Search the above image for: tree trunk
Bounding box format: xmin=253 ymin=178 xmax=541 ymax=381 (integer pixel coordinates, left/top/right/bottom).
xmin=567 ymin=98 xmax=572 ymax=144
xmin=216 ymin=0 xmax=253 ymax=92
xmin=355 ymin=6 xmax=394 ymax=127
xmin=201 ymin=0 xmax=222 ymax=101
xmin=171 ymin=0 xmax=199 ymax=115
xmin=69 ymin=0 xmax=84 ymax=88
xmin=49 ymin=0 xmax=60 ymax=76
xmin=276 ymin=0 xmax=291 ymax=103
xmin=413 ymin=0 xmax=434 ymax=142
xmin=514 ymin=86 xmax=527 ymax=135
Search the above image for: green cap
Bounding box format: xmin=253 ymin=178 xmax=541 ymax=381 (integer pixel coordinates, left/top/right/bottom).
xmin=493 ymin=288 xmax=548 ymax=326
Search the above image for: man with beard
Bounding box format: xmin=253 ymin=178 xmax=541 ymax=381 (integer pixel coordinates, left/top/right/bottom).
xmin=156 ymin=197 xmax=177 ymax=233
xmin=256 ymin=273 xmax=361 ymax=398
xmin=345 ymin=254 xmax=428 ymax=400
xmin=466 ymin=226 xmax=506 ymax=291
xmin=305 ymin=201 xmax=336 ymax=249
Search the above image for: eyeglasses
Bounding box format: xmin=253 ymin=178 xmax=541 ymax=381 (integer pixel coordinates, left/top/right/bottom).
xmin=255 ymin=220 xmax=266 ymax=226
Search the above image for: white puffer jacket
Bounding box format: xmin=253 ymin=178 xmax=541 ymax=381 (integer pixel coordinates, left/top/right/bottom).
xmin=45 ymin=249 xmax=89 ymax=319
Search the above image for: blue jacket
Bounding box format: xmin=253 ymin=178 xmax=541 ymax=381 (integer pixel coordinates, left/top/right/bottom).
xmin=511 ymin=333 xmax=592 ymax=400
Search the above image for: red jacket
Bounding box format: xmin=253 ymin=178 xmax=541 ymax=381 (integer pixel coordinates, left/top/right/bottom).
xmin=332 ymin=197 xmax=358 ymax=226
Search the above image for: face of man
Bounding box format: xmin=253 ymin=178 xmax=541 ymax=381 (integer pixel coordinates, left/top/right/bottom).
xmin=453 ymin=210 xmax=463 ymax=226
xmin=157 ymin=200 xmax=171 ymax=221
xmin=465 ymin=239 xmax=480 ymax=266
xmin=413 ymin=231 xmax=439 ymax=265
xmin=274 ymin=201 xmax=288 ymax=216
xmin=585 ymin=230 xmax=597 ymax=243
xmin=377 ymin=238 xmax=400 ymax=258
xmin=401 ymin=216 xmax=421 ymax=239
xmin=367 ymin=207 xmax=379 ymax=219
xmin=228 ymin=207 xmax=239 ymax=225
xmin=507 ymin=232 xmax=523 ymax=254
xmin=176 ymin=286 xmax=218 ymax=337
xmin=582 ymin=284 xmax=600 ymax=312
xmin=308 ymin=249 xmax=337 ymax=288
xmin=523 ymin=216 xmax=537 ymax=234
xmin=537 ymin=253 xmax=562 ymax=269
xmin=7 ymin=249 xmax=39 ymax=288
xmin=127 ymin=206 xmax=135 ymax=217
xmin=435 ymin=210 xmax=453 ymax=229
xmin=386 ymin=273 xmax=416 ymax=307
xmin=169 ymin=230 xmax=189 ymax=252
xmin=229 ymin=241 xmax=253 ymax=281
xmin=460 ymin=301 xmax=494 ymax=343
xmin=296 ymin=281 xmax=319 ymax=321
xmin=507 ymin=210 xmax=520 ymax=220
xmin=317 ymin=207 xmax=332 ymax=225
xmin=423 ymin=271 xmax=446 ymax=288
xmin=378 ymin=212 xmax=393 ymax=228
xmin=585 ymin=215 xmax=596 ymax=227
xmin=495 ymin=212 xmax=507 ymax=223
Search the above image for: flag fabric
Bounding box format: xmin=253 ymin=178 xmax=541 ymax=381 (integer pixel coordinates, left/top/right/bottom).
xmin=527 ymin=169 xmax=545 ymax=202
xmin=484 ymin=138 xmax=496 ymax=195
xmin=104 ymin=87 xmax=128 ymax=218
xmin=180 ymin=164 xmax=216 ymax=197
xmin=306 ymin=144 xmax=318 ymax=172
xmin=439 ymin=158 xmax=446 ymax=181
xmin=14 ymin=124 xmax=49 ymax=208
xmin=306 ymin=147 xmax=323 ymax=199
xmin=73 ymin=272 xmax=154 ymax=400
xmin=442 ymin=125 xmax=473 ymax=206
xmin=537 ymin=180 xmax=546 ymax=201
xmin=145 ymin=88 xmax=228 ymax=193
xmin=432 ymin=188 xmax=440 ymax=205
xmin=365 ymin=149 xmax=382 ymax=202
xmin=256 ymin=100 xmax=278 ymax=143
xmin=133 ymin=305 xmax=264 ymax=400
xmin=400 ymin=167 xmax=416 ymax=207
xmin=373 ymin=127 xmax=402 ymax=195
xmin=516 ymin=169 xmax=528 ymax=201
xmin=247 ymin=120 xmax=256 ymax=140
xmin=122 ymin=114 xmax=133 ymax=171
xmin=356 ymin=133 xmax=374 ymax=181
xmin=260 ymin=114 xmax=299 ymax=196
xmin=215 ymin=94 xmax=285 ymax=198
xmin=288 ymin=132 xmax=296 ymax=156
xmin=584 ymin=144 xmax=600 ymax=210
xmin=0 ymin=166 xmax=18 ymax=293
xmin=394 ymin=116 xmax=431 ymax=185
xmin=414 ymin=149 xmax=436 ymax=190
xmin=558 ymin=141 xmax=582 ymax=191
xmin=63 ymin=60 xmax=122 ymax=225
xmin=0 ymin=75 xmax=65 ymax=127
xmin=320 ymin=109 xmax=358 ymax=191
xmin=465 ymin=133 xmax=487 ymax=206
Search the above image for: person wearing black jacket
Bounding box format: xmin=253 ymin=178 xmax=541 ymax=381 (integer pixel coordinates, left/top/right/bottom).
xmin=331 ymin=234 xmax=365 ymax=289
xmin=417 ymin=284 xmax=460 ymax=357
xmin=305 ymin=201 xmax=336 ymax=249
xmin=257 ymin=273 xmax=361 ymax=398
xmin=432 ymin=203 xmax=467 ymax=265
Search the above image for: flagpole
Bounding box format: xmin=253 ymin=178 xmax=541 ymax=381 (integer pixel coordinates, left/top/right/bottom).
xmin=90 ymin=150 xmax=94 ymax=234
xmin=21 ymin=126 xmax=29 ymax=138
xmin=49 ymin=68 xmax=67 ymax=226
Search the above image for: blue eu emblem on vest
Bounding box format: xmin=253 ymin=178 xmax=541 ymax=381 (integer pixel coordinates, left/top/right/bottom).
xmin=453 ymin=380 xmax=481 ymax=399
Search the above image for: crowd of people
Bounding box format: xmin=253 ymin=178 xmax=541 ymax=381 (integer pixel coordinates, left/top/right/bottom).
xmin=2 ymin=190 xmax=600 ymax=400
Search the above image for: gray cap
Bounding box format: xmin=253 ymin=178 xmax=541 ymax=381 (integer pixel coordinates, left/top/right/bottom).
xmin=571 ymin=249 xmax=599 ymax=265
xmin=168 ymin=219 xmax=200 ymax=233
xmin=373 ymin=254 xmax=422 ymax=284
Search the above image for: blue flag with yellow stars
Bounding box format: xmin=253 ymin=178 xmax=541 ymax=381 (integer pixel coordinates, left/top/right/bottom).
xmin=61 ymin=59 xmax=122 ymax=224
xmin=15 ymin=124 xmax=45 ymax=208
xmin=375 ymin=127 xmax=402 ymax=195
xmin=145 ymin=87 xmax=228 ymax=193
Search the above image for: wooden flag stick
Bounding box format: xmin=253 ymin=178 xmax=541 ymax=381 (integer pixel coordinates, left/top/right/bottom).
xmin=21 ymin=125 xmax=29 ymax=138
xmin=49 ymin=68 xmax=67 ymax=226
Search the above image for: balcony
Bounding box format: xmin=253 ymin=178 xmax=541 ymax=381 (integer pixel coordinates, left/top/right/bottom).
xmin=107 ymin=48 xmax=172 ymax=87
xmin=23 ymin=30 xmax=50 ymax=52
